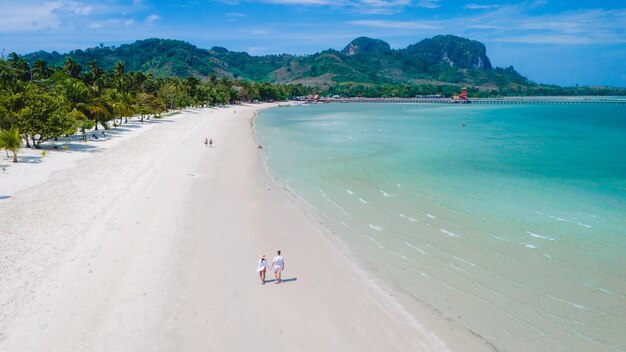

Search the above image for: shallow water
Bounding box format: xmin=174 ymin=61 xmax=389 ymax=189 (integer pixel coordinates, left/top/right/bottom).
xmin=256 ymin=103 xmax=626 ymax=352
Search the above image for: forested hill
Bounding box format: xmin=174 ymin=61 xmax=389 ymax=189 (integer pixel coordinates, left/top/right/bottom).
xmin=22 ymin=35 xmax=530 ymax=89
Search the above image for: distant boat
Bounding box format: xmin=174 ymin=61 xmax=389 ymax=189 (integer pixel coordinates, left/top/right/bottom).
xmin=278 ymin=103 xmax=291 ymax=107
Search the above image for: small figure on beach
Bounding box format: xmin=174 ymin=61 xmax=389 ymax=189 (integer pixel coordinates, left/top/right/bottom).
xmin=271 ymin=250 xmax=284 ymax=284
xmin=204 ymin=137 xmax=208 ymax=147
xmin=92 ymin=134 xmax=98 ymax=140
xmin=257 ymin=254 xmax=268 ymax=284
xmin=209 ymin=138 xmax=213 ymax=147
xmin=257 ymin=144 xmax=263 ymax=149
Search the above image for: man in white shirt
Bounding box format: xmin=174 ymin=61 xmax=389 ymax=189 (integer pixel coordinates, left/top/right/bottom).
xmin=271 ymin=250 xmax=285 ymax=284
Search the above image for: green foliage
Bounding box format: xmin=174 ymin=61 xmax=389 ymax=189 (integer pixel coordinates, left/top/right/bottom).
xmin=0 ymin=128 xmax=21 ymax=162
xmin=19 ymin=36 xmax=626 ymax=95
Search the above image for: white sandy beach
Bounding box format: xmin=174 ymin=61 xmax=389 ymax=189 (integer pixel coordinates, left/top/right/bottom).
xmin=0 ymin=104 xmax=485 ymax=351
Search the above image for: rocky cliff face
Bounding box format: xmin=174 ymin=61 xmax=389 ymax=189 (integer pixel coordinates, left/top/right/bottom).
xmin=403 ymin=35 xmax=492 ymax=70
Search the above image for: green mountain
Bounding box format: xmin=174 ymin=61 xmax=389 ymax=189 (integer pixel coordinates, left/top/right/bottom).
xmin=22 ymin=35 xmax=528 ymax=88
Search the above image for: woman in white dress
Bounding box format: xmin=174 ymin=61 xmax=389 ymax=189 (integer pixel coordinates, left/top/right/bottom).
xmin=257 ymin=254 xmax=268 ymax=284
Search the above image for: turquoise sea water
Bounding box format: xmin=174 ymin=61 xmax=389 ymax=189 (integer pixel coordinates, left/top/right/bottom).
xmin=256 ymin=103 xmax=626 ymax=352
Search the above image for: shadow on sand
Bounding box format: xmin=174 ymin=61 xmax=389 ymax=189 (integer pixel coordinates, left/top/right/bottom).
xmin=263 ymin=277 xmax=298 ymax=284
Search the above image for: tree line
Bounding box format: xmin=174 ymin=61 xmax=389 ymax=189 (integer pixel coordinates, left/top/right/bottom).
xmin=0 ymin=54 xmax=312 ymax=160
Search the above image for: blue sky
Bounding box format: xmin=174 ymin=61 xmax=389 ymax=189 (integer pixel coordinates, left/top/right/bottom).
xmin=1 ymin=0 xmax=625 ymax=87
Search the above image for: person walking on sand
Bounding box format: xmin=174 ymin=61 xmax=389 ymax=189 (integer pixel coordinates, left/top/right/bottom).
xmin=271 ymin=250 xmax=284 ymax=284
xmin=257 ymin=254 xmax=268 ymax=284
xmin=209 ymin=138 xmax=213 ymax=147
xmin=204 ymin=137 xmax=208 ymax=147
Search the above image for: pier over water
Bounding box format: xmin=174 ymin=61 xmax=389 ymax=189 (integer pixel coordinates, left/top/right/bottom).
xmin=332 ymin=98 xmax=626 ymax=105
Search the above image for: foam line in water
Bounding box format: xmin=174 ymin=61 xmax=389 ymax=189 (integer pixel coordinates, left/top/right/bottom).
xmin=404 ymin=240 xmax=428 ymax=255
xmin=369 ymin=224 xmax=384 ymax=231
xmin=526 ymin=231 xmax=555 ymax=241
xmin=440 ymin=229 xmax=460 ymax=237
xmin=452 ymin=255 xmax=477 ymax=267
xmin=365 ymin=234 xmax=385 ymax=249
xmin=548 ymin=214 xmax=571 ymax=222
xmin=545 ymin=294 xmax=599 ymax=313
xmin=346 ymin=189 xmax=354 ymax=195
xmin=572 ymin=330 xmax=623 ymax=352
xmin=400 ymin=213 xmax=420 ymax=223
xmin=358 ymin=197 xmax=368 ymax=204
xmin=577 ymin=222 xmax=594 ymax=229
xmin=490 ymin=235 xmax=509 ymax=242
xmin=319 ymin=188 xmax=350 ymax=216
xmin=380 ymin=190 xmax=391 ymax=197
xmin=426 ymin=213 xmax=437 ymax=219
xmin=577 ymin=280 xmax=624 ymax=298
xmin=523 ymin=243 xmax=538 ymax=249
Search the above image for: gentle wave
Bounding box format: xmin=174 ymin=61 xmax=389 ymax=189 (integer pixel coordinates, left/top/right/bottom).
xmin=380 ymin=189 xmax=391 ymax=197
xmin=526 ymin=231 xmax=555 ymax=241
xmin=358 ymin=197 xmax=368 ymax=204
xmin=426 ymin=213 xmax=437 ymax=219
xmin=441 ymin=229 xmax=461 ymax=238
xmin=400 ymin=213 xmax=419 ymax=223
xmin=404 ymin=240 xmax=428 ymax=255
xmin=577 ymin=222 xmax=594 ymax=229
xmin=452 ymin=255 xmax=477 ymax=267
xmin=548 ymin=215 xmax=572 ymax=222
xmin=369 ymin=224 xmax=384 ymax=231
xmin=491 ymin=235 xmax=509 ymax=242
xmin=523 ymin=243 xmax=538 ymax=249
xmin=346 ymin=189 xmax=354 ymax=195
xmin=319 ymin=188 xmax=349 ymax=216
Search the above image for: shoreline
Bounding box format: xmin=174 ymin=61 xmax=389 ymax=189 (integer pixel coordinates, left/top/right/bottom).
xmin=0 ymin=104 xmax=476 ymax=351
xmin=252 ymin=107 xmax=497 ymax=352
xmin=251 ymin=103 xmax=626 ymax=352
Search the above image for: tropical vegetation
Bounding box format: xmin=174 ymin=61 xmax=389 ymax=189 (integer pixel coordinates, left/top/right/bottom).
xmin=22 ymin=35 xmax=626 ymax=96
xmin=0 ymin=53 xmax=311 ymax=158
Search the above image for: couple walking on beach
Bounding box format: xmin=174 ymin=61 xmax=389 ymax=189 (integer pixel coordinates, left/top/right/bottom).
xmin=257 ymin=250 xmax=284 ymax=285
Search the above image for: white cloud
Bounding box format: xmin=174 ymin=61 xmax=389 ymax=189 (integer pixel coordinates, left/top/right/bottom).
xmin=416 ymin=0 xmax=439 ymax=9
xmin=226 ymin=12 xmax=247 ymax=17
xmin=0 ymin=2 xmax=62 ymax=32
xmin=64 ymin=1 xmax=94 ymax=15
xmin=146 ymin=14 xmax=161 ymax=24
xmin=0 ymin=0 xmax=146 ymax=33
xmin=464 ymin=4 xmax=501 ymax=10
xmin=250 ymin=0 xmax=417 ymax=14
xmin=350 ymin=20 xmax=440 ymax=30
xmin=250 ymin=29 xmax=271 ymax=35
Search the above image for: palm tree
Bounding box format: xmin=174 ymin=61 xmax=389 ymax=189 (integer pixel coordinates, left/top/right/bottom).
xmin=32 ymin=59 xmax=51 ymax=80
xmin=63 ymin=57 xmax=82 ymax=79
xmin=106 ymin=89 xmax=136 ymax=125
xmin=114 ymin=61 xmax=125 ymax=77
xmin=7 ymin=52 xmax=31 ymax=81
xmin=88 ymin=60 xmax=102 ymax=83
xmin=0 ymin=128 xmax=22 ymax=162
xmin=85 ymin=99 xmax=111 ymax=130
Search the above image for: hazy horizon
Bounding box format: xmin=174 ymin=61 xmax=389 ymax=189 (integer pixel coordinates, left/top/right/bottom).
xmin=1 ymin=0 xmax=625 ymax=87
